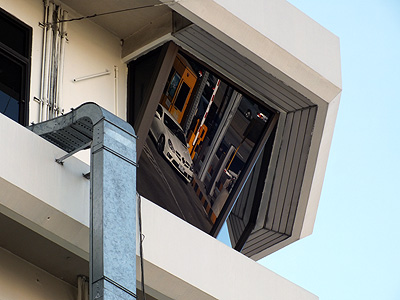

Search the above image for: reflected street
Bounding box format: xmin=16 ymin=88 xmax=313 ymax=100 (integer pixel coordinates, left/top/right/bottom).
xmin=138 ymin=135 xmax=212 ymax=233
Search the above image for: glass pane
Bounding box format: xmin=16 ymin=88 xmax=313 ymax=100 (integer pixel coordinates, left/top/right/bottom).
xmin=0 ymin=10 xmax=29 ymax=57
xmin=0 ymin=89 xmax=19 ymax=122
xmin=0 ymin=53 xmax=23 ymax=122
xmin=138 ymin=49 xmax=276 ymax=238
xmin=174 ymin=82 xmax=190 ymax=111
xmin=0 ymin=54 xmax=22 ymax=98
xmin=166 ymin=73 xmax=180 ymax=98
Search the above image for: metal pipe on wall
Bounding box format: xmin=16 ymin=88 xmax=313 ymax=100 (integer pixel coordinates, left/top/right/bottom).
xmin=57 ymin=10 xmax=67 ymax=117
xmin=50 ymin=6 xmax=60 ymax=119
xmin=42 ymin=1 xmax=54 ymax=121
xmin=40 ymin=2 xmax=67 ymax=120
xmin=73 ymin=70 xmax=110 ymax=82
xmin=114 ymin=66 xmax=118 ymax=116
xmin=39 ymin=0 xmax=50 ymax=122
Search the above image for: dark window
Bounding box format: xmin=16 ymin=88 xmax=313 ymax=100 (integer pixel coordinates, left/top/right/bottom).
xmin=127 ymin=47 xmax=162 ymax=129
xmin=0 ymin=15 xmax=30 ymax=57
xmin=0 ymin=8 xmax=31 ymax=125
xmin=0 ymin=53 xmax=24 ymax=122
xmin=174 ymin=82 xmax=190 ymax=111
xmin=166 ymin=72 xmax=180 ymax=98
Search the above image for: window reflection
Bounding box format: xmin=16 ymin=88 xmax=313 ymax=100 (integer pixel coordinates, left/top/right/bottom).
xmin=137 ymin=49 xmax=274 ymax=237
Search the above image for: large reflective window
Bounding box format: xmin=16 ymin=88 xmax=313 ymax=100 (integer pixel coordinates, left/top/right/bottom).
xmin=136 ymin=49 xmax=276 ymax=236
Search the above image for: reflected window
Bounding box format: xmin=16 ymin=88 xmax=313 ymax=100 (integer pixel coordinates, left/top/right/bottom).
xmin=174 ymin=82 xmax=190 ymax=111
xmin=0 ymin=54 xmax=24 ymax=122
xmin=167 ymin=72 xmax=181 ymax=98
xmin=0 ymin=8 xmax=31 ymax=125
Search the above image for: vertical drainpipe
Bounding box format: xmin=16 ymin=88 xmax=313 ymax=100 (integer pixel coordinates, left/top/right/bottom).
xmin=51 ymin=6 xmax=61 ymax=119
xmin=42 ymin=1 xmax=54 ymax=121
xmin=114 ymin=66 xmax=119 ymax=117
xmin=56 ymin=9 xmax=67 ymax=117
xmin=39 ymin=0 xmax=49 ymax=122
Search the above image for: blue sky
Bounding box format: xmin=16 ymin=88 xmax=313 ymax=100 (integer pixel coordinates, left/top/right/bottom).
xmin=217 ymin=1 xmax=400 ymax=299
xmin=260 ymin=1 xmax=400 ymax=299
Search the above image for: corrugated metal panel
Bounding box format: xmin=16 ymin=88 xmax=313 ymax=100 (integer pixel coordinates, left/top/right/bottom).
xmin=227 ymin=122 xmax=276 ymax=251
xmin=39 ymin=117 xmax=93 ymax=153
xmin=244 ymin=233 xmax=289 ymax=257
xmin=228 ymin=144 xmax=264 ymax=246
xmin=227 ymin=105 xmax=317 ymax=257
xmin=278 ymin=108 xmax=314 ymax=233
xmin=285 ymin=106 xmax=317 ymax=234
xmin=271 ymin=110 xmax=303 ymax=233
xmin=173 ymin=25 xmax=314 ymax=112
xmin=245 ymin=231 xmax=279 ymax=249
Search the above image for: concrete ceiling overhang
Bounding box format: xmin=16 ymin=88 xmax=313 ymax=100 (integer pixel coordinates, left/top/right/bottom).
xmin=59 ymin=0 xmax=170 ymax=39
xmin=59 ymin=0 xmax=341 ymax=259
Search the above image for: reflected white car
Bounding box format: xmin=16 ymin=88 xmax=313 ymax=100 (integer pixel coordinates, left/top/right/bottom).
xmin=149 ymin=104 xmax=194 ymax=183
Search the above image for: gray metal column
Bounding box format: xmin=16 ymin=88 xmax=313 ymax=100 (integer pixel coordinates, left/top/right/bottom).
xmin=28 ymin=102 xmax=137 ymax=300
xmin=90 ymin=118 xmax=137 ymax=300
xmin=198 ymin=91 xmax=242 ymax=181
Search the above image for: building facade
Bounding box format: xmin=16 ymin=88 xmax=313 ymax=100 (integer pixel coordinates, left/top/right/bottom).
xmin=0 ymin=0 xmax=341 ymax=299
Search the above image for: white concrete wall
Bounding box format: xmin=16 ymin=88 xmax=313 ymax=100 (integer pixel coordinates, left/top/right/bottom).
xmin=0 ymin=112 xmax=90 ymax=259
xmin=0 ymin=0 xmax=127 ymax=124
xmin=61 ymin=8 xmax=127 ymax=118
xmin=138 ymin=197 xmax=318 ymax=300
xmin=0 ymin=247 xmax=76 ymax=300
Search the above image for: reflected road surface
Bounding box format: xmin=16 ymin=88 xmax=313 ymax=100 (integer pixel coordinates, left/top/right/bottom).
xmin=137 ymin=135 xmax=212 ymax=233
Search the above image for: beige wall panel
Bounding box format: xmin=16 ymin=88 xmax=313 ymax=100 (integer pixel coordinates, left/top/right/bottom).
xmin=0 ymin=0 xmax=128 ymax=124
xmin=0 ymin=247 xmax=76 ymax=300
xmin=60 ymin=8 xmax=127 ymax=119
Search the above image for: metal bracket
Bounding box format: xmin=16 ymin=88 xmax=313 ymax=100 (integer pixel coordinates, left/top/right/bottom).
xmin=55 ymin=141 xmax=92 ymax=165
xmin=73 ymin=70 xmax=110 ymax=82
